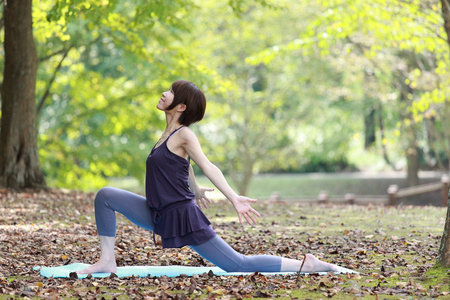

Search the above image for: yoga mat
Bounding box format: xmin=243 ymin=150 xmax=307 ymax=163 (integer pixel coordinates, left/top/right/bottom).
xmin=34 ymin=263 xmax=358 ymax=279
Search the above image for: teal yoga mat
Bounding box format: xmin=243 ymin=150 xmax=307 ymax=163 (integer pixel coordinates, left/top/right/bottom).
xmin=34 ymin=263 xmax=358 ymax=279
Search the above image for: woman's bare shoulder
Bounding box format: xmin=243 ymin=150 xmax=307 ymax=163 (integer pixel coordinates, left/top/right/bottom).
xmin=179 ymin=127 xmax=198 ymax=141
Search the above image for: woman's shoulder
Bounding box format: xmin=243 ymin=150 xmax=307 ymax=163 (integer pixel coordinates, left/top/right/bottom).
xmin=179 ymin=126 xmax=196 ymax=138
xmin=178 ymin=126 xmax=200 ymax=145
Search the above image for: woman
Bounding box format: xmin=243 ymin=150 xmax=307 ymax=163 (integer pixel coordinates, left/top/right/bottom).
xmin=78 ymin=80 xmax=337 ymax=275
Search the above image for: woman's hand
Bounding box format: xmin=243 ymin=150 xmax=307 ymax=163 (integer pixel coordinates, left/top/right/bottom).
xmin=194 ymin=186 xmax=214 ymax=209
xmin=232 ymin=196 xmax=261 ymax=225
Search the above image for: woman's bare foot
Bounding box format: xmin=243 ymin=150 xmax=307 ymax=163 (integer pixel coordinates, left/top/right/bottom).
xmin=77 ymin=260 xmax=117 ymax=274
xmin=301 ymin=254 xmax=339 ymax=273
xmin=78 ymin=236 xmax=117 ymax=274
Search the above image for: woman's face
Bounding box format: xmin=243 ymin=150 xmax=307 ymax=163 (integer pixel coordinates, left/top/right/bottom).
xmin=157 ymin=87 xmax=175 ymax=111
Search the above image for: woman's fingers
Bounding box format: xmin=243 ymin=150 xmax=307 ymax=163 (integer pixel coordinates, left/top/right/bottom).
xmin=195 ymin=197 xmax=207 ymax=209
xmin=203 ymin=195 xmax=212 ymax=205
xmin=202 ymin=198 xmax=208 ymax=209
xmin=245 ymin=213 xmax=256 ymax=225
xmin=201 ymin=199 xmax=208 ymax=209
xmin=234 ymin=196 xmax=260 ymax=225
xmin=198 ymin=187 xmax=214 ymax=209
xmin=251 ymin=207 xmax=261 ymax=217
xmin=240 ymin=210 xmax=259 ymax=225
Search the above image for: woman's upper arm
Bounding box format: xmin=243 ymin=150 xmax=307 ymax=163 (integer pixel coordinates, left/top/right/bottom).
xmin=181 ymin=129 xmax=213 ymax=172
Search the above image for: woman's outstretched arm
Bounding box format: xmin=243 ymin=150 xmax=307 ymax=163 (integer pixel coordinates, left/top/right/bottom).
xmin=181 ymin=129 xmax=260 ymax=225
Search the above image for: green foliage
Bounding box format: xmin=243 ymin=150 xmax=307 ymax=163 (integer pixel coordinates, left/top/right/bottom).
xmin=18 ymin=0 xmax=450 ymax=190
xmin=33 ymin=0 xmax=215 ymax=189
xmin=250 ymin=0 xmax=450 ymax=174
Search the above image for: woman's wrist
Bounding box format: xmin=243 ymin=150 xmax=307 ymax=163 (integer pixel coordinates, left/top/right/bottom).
xmin=227 ymin=193 xmax=239 ymax=205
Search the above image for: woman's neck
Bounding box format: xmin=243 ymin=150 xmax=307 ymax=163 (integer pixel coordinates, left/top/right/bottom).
xmin=164 ymin=113 xmax=183 ymax=132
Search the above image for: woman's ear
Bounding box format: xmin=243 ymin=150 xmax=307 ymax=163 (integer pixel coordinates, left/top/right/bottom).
xmin=177 ymin=104 xmax=187 ymax=112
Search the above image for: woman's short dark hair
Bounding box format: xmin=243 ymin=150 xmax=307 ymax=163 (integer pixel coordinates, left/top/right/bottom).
xmin=167 ymin=80 xmax=206 ymax=126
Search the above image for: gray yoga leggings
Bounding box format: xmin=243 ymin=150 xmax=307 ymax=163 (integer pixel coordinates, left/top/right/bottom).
xmin=94 ymin=187 xmax=282 ymax=272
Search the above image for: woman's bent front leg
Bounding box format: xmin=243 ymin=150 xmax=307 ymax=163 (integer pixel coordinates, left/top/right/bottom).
xmin=78 ymin=187 xmax=154 ymax=274
xmin=94 ymin=187 xmax=155 ymax=236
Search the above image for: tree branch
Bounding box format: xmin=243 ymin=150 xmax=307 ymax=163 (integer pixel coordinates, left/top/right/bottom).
xmin=36 ymin=46 xmax=73 ymax=116
xmin=39 ymin=48 xmax=69 ymax=63
xmin=39 ymin=34 xmax=102 ymax=63
xmin=35 ymin=34 xmax=106 ymax=117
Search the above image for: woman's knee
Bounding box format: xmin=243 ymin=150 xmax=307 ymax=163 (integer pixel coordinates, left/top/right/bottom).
xmin=95 ymin=187 xmax=116 ymax=206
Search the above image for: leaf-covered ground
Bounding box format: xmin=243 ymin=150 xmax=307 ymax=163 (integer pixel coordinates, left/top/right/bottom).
xmin=1 ymin=188 xmax=449 ymax=299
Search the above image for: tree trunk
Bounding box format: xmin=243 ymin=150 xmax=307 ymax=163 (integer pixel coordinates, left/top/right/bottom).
xmin=436 ymin=0 xmax=450 ymax=267
xmin=364 ymin=104 xmax=376 ymax=149
xmin=437 ymin=188 xmax=450 ymax=266
xmin=405 ymin=134 xmax=420 ymax=187
xmin=398 ymin=61 xmax=420 ymax=187
xmin=378 ymin=102 xmax=396 ymax=170
xmin=236 ymin=156 xmax=254 ymax=196
xmin=0 ymin=0 xmax=46 ymax=189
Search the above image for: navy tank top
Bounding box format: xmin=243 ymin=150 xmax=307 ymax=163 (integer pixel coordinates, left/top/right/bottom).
xmin=145 ymin=126 xmax=216 ymax=248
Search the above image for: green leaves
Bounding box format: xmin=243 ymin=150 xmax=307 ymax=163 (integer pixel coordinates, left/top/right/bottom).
xmin=34 ymin=0 xmax=213 ymax=189
xmin=30 ymin=0 xmax=449 ymax=190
